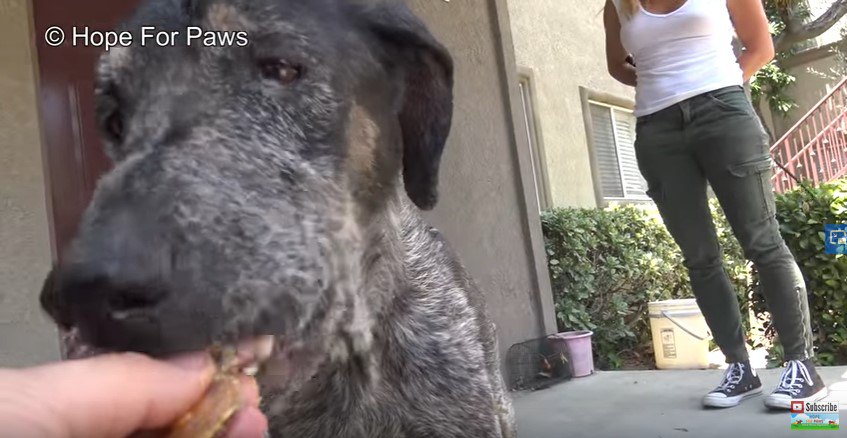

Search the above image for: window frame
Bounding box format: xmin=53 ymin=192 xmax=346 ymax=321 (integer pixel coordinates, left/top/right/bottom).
xmin=517 ymin=68 xmax=552 ymax=211
xmin=580 ymin=87 xmax=651 ymax=206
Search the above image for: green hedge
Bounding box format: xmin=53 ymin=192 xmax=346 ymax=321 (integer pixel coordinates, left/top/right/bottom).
xmin=752 ymin=179 xmax=847 ymax=365
xmin=541 ymin=178 xmax=847 ymax=369
xmin=541 ymin=205 xmax=691 ymax=369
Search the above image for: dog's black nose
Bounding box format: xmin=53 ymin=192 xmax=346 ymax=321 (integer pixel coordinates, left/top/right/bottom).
xmin=39 ymin=204 xmax=220 ymax=356
xmin=41 ymin=256 xmax=174 ymax=346
xmin=41 ymin=246 xmax=218 ymax=356
xmin=40 ymin=268 xmax=74 ymax=329
xmin=59 ymin=265 xmax=170 ymax=320
xmin=37 ymin=207 xmax=197 ymax=354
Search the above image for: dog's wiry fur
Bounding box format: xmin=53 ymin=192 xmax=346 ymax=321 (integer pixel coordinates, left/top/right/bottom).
xmin=38 ymin=0 xmax=516 ymax=436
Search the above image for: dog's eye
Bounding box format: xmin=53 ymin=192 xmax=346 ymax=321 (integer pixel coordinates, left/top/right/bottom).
xmin=104 ymin=110 xmax=125 ymax=143
xmin=258 ymin=59 xmax=302 ymax=85
xmin=98 ymin=82 xmax=125 ymax=143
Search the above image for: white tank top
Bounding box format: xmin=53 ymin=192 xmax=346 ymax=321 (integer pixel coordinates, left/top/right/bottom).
xmin=612 ymin=0 xmax=744 ymax=117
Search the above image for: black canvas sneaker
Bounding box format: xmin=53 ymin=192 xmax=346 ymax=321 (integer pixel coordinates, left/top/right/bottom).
xmin=764 ymin=359 xmax=828 ymax=410
xmin=703 ymin=361 xmax=763 ymax=408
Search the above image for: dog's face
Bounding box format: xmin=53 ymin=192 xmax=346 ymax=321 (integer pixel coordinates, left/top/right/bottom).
xmin=40 ymin=0 xmax=453 ymax=364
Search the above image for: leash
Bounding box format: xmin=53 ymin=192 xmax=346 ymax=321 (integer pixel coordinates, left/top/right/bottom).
xmin=769 ymin=155 xmax=815 ymax=197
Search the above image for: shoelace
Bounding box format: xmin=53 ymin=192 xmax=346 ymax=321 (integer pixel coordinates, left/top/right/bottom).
xmin=776 ymin=360 xmax=814 ymax=396
xmin=716 ymin=362 xmax=745 ymax=392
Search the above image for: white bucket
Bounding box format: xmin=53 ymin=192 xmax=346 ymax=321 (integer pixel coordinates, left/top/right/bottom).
xmin=648 ymin=298 xmax=712 ymax=370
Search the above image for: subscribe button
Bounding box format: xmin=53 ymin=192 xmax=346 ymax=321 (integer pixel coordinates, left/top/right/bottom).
xmin=791 ymin=400 xmax=840 ymax=431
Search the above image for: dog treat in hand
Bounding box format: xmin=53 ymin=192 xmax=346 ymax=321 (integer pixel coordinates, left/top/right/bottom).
xmin=166 ymin=337 xmax=274 ymax=438
xmin=166 ymin=347 xmax=242 ymax=438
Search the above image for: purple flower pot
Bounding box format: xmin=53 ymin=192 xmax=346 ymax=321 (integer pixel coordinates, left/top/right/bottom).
xmin=549 ymin=330 xmax=594 ymax=377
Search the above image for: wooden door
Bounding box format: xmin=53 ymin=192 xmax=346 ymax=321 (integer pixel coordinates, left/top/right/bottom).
xmin=31 ymin=0 xmax=140 ymax=264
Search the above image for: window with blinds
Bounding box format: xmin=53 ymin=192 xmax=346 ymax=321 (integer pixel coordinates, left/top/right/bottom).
xmin=588 ymin=102 xmax=649 ymax=201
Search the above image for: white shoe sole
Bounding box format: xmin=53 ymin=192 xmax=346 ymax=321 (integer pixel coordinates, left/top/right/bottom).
xmin=703 ymin=386 xmax=764 ymax=408
xmin=764 ymin=387 xmax=829 ymax=410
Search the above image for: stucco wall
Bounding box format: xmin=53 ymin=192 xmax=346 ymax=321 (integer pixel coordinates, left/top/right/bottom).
xmin=409 ymin=0 xmax=553 ymax=358
xmin=507 ymin=0 xmax=636 ymax=208
xmin=0 ymin=0 xmax=59 ymax=367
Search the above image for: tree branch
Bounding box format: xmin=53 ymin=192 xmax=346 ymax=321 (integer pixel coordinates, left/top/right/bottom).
xmin=779 ymin=2 xmax=802 ymax=35
xmin=774 ymin=0 xmax=847 ymax=52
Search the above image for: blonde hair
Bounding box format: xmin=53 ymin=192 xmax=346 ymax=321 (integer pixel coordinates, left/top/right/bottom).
xmin=624 ymin=0 xmax=639 ymax=16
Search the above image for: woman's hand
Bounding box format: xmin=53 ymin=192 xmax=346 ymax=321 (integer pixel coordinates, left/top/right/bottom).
xmin=0 ymin=352 xmax=268 ymax=438
xmin=604 ymin=0 xmax=637 ymax=86
xmin=728 ymin=0 xmax=776 ymax=81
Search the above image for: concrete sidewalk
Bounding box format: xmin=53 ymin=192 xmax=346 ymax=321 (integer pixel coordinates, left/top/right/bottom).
xmin=513 ymin=366 xmax=847 ymax=438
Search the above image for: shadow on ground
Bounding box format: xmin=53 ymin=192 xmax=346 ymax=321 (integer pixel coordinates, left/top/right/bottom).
xmin=513 ymin=366 xmax=847 ymax=438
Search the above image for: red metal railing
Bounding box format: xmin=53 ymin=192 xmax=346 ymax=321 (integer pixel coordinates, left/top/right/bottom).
xmin=770 ymin=77 xmax=847 ymax=193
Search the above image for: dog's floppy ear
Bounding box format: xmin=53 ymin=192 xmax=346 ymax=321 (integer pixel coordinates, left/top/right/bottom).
xmin=358 ymin=1 xmax=454 ymax=210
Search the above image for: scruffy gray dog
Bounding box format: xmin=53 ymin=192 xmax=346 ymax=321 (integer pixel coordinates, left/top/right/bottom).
xmin=38 ymin=0 xmax=516 ymax=436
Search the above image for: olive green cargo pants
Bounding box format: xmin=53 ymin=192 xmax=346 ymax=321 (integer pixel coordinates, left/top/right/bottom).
xmin=634 ymin=85 xmax=813 ymax=363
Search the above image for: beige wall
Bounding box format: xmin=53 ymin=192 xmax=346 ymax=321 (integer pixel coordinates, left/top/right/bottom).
xmin=0 ymin=0 xmax=59 ymax=367
xmin=411 ymin=0 xmax=556 ymax=358
xmin=507 ymin=0 xmax=635 ymax=208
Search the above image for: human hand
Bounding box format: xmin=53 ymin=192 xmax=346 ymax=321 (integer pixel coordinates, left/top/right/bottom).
xmin=0 ymin=351 xmax=267 ymax=438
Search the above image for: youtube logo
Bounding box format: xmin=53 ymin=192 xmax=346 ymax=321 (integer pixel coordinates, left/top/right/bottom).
xmin=791 ymin=401 xmax=805 ymax=413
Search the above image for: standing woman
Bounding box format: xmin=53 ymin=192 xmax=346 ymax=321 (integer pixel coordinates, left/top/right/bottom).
xmin=603 ymin=0 xmax=828 ymax=409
